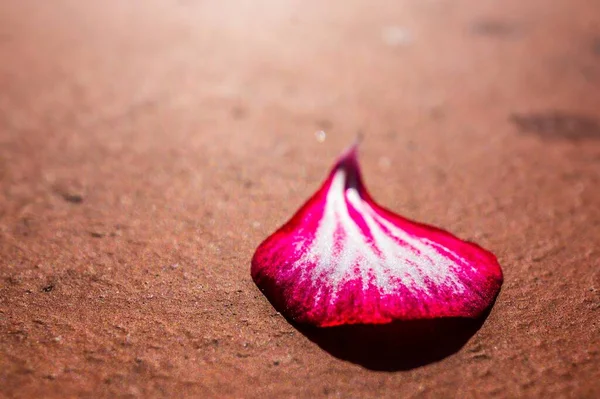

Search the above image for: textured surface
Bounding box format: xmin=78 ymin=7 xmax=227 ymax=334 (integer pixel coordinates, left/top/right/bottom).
xmin=252 ymin=147 xmax=502 ymax=326
xmin=1 ymin=0 xmax=599 ymax=397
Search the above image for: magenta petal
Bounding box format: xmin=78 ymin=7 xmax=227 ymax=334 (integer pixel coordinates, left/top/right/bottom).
xmin=251 ymin=145 xmax=503 ymax=327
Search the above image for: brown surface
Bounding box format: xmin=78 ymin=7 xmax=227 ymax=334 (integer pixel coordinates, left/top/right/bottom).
xmin=1 ymin=0 xmax=599 ymax=397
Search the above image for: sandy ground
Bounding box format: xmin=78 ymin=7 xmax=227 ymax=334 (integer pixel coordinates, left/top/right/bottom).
xmin=1 ymin=0 xmax=599 ymax=397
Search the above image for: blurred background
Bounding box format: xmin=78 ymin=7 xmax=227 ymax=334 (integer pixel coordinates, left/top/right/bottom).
xmin=1 ymin=1 xmax=599 ymax=397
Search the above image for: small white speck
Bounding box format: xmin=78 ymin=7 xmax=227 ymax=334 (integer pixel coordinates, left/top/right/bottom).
xmin=315 ymin=130 xmax=326 ymax=143
xmin=381 ymin=26 xmax=412 ymax=47
xmin=252 ymin=221 xmax=261 ymax=229
xmin=378 ymin=157 xmax=391 ymax=170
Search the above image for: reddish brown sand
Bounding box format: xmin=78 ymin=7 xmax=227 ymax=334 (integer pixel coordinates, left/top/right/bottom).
xmin=1 ymin=0 xmax=599 ymax=397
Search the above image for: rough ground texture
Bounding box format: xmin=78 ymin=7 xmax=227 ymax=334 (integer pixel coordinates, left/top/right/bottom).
xmin=0 ymin=0 xmax=599 ymax=398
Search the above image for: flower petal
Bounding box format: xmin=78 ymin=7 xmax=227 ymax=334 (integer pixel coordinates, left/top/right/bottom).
xmin=252 ymin=145 xmax=503 ymax=327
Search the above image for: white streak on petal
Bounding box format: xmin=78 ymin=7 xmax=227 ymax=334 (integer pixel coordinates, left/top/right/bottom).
xmin=297 ymin=166 xmax=468 ymax=301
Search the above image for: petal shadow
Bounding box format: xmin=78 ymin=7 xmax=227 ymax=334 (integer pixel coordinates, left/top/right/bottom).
xmin=292 ymin=311 xmax=491 ymax=371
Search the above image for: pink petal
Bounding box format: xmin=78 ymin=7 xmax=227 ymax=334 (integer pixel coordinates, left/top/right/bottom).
xmin=252 ymin=145 xmax=503 ymax=327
